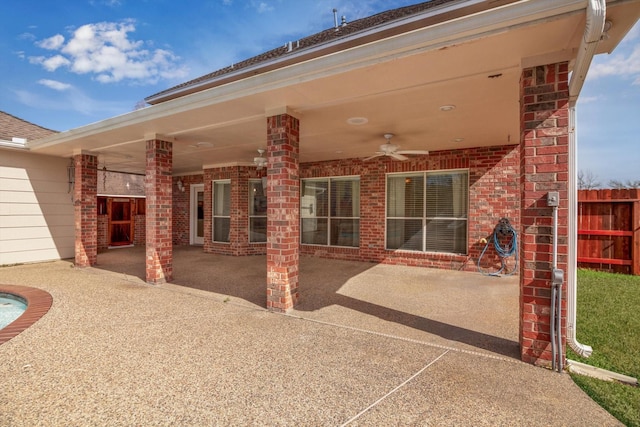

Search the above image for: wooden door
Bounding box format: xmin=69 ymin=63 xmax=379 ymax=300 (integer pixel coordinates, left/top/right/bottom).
xmin=108 ymin=198 xmax=134 ymax=246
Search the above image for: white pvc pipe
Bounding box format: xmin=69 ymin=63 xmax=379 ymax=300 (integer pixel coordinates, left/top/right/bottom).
xmin=567 ymin=107 xmax=593 ymax=358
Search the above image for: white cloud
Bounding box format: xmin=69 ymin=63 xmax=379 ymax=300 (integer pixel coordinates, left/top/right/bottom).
xmin=38 ymin=79 xmax=72 ymax=91
xmin=30 ymin=20 xmax=188 ymax=84
xmin=43 ymin=55 xmax=72 ymax=71
xmin=254 ymin=2 xmax=274 ymax=14
xmin=37 ymin=34 xmax=65 ymax=50
xmin=589 ymin=44 xmax=640 ymax=83
xmin=18 ymin=32 xmax=36 ymax=41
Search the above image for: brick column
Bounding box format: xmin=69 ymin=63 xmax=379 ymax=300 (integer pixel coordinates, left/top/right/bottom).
xmin=145 ymin=138 xmax=173 ymax=284
xmin=519 ymin=62 xmax=569 ymax=366
xmin=266 ymin=113 xmax=300 ymax=312
xmin=74 ymin=153 xmax=98 ymax=267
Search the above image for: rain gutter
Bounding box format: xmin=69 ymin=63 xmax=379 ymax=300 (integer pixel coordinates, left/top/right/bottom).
xmin=566 ymin=0 xmax=607 ymax=358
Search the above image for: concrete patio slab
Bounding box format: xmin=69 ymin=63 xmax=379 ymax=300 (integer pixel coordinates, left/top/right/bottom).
xmin=0 ymin=248 xmax=621 ymax=426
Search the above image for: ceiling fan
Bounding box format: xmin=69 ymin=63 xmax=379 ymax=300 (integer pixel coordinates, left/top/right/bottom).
xmin=364 ymin=133 xmax=429 ymax=161
xmin=254 ymin=149 xmax=267 ymax=170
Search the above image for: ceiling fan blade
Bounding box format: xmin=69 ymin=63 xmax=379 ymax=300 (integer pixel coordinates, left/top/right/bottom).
xmin=389 ymin=153 xmax=409 ymax=161
xmin=396 ymin=150 xmax=429 ymax=155
xmin=363 ymin=153 xmax=384 ymax=161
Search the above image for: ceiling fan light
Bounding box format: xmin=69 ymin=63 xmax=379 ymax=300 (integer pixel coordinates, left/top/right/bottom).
xmin=380 ymin=143 xmax=399 ymax=153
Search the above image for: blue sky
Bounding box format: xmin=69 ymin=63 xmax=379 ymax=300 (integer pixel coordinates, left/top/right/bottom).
xmin=1 ymin=1 xmax=638 ymax=184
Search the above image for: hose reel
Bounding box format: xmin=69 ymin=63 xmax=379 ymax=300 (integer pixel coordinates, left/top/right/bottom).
xmin=477 ymin=217 xmax=518 ymax=276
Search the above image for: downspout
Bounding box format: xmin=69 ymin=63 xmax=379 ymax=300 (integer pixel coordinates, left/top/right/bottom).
xmin=566 ymin=0 xmax=607 ymax=358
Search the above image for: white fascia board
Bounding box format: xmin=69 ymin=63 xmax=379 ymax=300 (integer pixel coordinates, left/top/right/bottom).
xmin=28 ymin=0 xmax=588 ymax=151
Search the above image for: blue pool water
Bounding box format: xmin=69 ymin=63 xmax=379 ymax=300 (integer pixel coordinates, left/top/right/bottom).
xmin=0 ymin=294 xmax=27 ymax=329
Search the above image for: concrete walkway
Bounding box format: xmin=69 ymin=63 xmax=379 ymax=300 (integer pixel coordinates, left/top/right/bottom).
xmin=0 ymin=247 xmax=621 ymax=426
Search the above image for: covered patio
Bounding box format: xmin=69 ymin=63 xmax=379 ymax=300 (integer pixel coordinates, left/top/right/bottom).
xmin=97 ymin=245 xmax=519 ymax=359
xmin=24 ymin=0 xmax=640 ymax=367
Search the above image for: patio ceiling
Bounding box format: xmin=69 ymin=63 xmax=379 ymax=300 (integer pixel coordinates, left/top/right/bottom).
xmin=28 ymin=1 xmax=640 ymax=176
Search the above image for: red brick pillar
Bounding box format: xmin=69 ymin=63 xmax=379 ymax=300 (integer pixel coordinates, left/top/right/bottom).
xmin=519 ymin=62 xmax=569 ymax=366
xmin=145 ymin=138 xmax=173 ymax=284
xmin=74 ymin=153 xmax=98 ymax=267
xmin=266 ymin=113 xmax=300 ymax=312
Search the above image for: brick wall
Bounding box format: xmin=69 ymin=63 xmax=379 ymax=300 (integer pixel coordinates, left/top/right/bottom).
xmin=172 ymin=175 xmax=204 ymax=246
xmin=299 ymin=144 xmax=520 ymax=270
xmin=266 ymin=113 xmax=300 ymax=311
xmin=134 ymin=214 xmax=145 ymax=246
xmin=519 ymin=62 xmax=569 ymax=366
xmin=98 ymin=215 xmax=108 ymax=250
xmin=163 ymin=143 xmax=519 ymax=275
xmin=202 ymin=166 xmax=266 ymax=256
xmin=74 ymin=153 xmax=98 ymax=267
xmin=145 ymin=139 xmax=173 ymax=284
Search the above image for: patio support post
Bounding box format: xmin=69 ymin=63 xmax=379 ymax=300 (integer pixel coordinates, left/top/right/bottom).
xmin=519 ymin=62 xmax=570 ymax=367
xmin=73 ymin=152 xmax=98 ymax=267
xmin=266 ymin=111 xmax=300 ymax=312
xmin=145 ymin=136 xmax=173 ymax=284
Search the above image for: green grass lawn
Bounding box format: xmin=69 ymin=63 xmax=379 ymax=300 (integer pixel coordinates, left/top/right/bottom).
xmin=567 ymin=269 xmax=640 ymax=427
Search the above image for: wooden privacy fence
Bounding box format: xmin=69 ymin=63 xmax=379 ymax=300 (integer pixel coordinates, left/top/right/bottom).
xmin=577 ymin=189 xmax=640 ymax=275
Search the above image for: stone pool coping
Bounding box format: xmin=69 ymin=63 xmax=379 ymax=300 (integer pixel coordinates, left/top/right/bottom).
xmin=0 ymin=285 xmax=52 ymax=345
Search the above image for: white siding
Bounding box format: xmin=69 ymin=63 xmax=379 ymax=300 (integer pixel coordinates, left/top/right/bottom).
xmin=0 ymin=149 xmax=74 ymax=265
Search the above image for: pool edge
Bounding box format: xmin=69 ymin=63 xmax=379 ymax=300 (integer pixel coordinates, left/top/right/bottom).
xmin=0 ymin=285 xmax=53 ymax=345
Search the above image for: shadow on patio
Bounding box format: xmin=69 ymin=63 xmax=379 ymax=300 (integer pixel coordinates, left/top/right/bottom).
xmin=96 ymin=245 xmax=520 ymax=359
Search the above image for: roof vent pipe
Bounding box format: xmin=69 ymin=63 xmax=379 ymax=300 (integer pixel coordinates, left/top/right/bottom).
xmin=333 ymin=8 xmax=339 ymax=30
xmin=341 ymin=16 xmax=347 ymax=27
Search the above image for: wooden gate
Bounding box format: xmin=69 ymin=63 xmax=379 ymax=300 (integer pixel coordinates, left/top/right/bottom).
xmin=108 ymin=198 xmax=135 ymax=247
xmin=577 ymin=189 xmax=640 ymax=275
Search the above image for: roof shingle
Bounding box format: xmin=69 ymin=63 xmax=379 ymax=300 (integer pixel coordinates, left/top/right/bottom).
xmin=0 ymin=111 xmax=58 ymax=142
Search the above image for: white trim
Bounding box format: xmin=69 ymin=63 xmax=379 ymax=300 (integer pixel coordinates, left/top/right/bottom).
xmin=190 ymin=184 xmax=205 ymax=245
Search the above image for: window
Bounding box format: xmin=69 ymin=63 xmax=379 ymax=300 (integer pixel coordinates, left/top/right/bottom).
xmin=249 ymin=179 xmax=267 ymax=243
xmin=212 ymin=180 xmax=231 ymax=243
xmin=301 ymin=177 xmax=360 ymax=247
xmin=386 ymin=170 xmax=468 ymax=254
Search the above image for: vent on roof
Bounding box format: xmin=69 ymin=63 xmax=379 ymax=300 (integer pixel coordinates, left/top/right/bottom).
xmin=332 ymin=9 xmax=347 ymax=30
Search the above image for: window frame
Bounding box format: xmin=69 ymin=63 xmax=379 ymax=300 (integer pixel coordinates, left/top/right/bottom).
xmin=300 ymin=176 xmax=360 ymax=248
xmin=248 ymin=179 xmax=267 ymax=243
xmin=212 ymin=179 xmax=231 ymax=243
xmin=385 ymin=169 xmax=469 ymax=255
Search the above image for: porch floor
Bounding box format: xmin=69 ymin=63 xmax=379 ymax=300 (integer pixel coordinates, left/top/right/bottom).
xmin=0 ymin=246 xmax=618 ymax=426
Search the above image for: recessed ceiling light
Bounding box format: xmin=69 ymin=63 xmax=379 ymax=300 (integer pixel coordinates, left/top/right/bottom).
xmin=347 ymin=117 xmax=368 ymax=125
xmin=453 ymin=138 xmax=464 ymax=143
xmin=335 ymin=150 xmax=343 ymax=154
xmin=439 ymin=105 xmax=456 ymax=112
